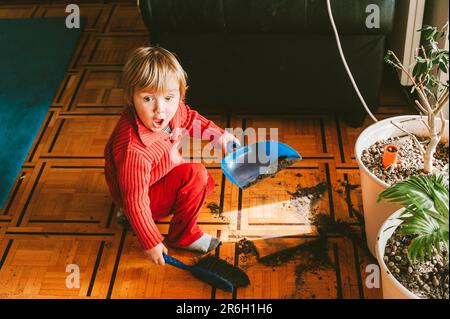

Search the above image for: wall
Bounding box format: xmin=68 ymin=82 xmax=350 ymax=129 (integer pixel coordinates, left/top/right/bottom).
xmin=387 ymin=0 xmax=425 ymax=86
xmin=423 ymin=0 xmax=449 ymax=120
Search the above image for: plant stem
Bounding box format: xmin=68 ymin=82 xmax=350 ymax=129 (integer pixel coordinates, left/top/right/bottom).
xmin=414 ymin=100 xmax=428 ymax=114
xmin=424 ymin=116 xmax=440 ymax=173
xmin=438 ymin=111 xmax=446 ymax=139
xmin=435 ymin=91 xmax=449 ymax=115
xmin=390 ymin=120 xmax=425 ymax=155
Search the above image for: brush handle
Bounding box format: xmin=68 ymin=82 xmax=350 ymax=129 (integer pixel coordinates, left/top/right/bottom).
xmin=163 ymin=253 xmax=190 ymax=270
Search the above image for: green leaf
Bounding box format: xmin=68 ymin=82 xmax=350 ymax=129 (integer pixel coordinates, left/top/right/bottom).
xmin=379 ymin=174 xmax=449 ymax=263
xmin=406 ymin=232 xmax=442 ymax=264
xmin=439 ymin=61 xmax=448 ymax=73
xmin=378 ymin=176 xmax=435 ymax=209
xmin=416 ymin=56 xmax=427 ymax=63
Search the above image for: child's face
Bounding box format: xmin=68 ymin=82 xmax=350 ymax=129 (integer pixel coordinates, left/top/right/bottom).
xmin=132 ymin=75 xmax=180 ymax=132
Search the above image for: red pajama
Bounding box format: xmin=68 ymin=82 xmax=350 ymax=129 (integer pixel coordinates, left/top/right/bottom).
xmin=149 ymin=163 xmax=215 ymax=248
xmin=104 ymin=102 xmax=225 ymax=250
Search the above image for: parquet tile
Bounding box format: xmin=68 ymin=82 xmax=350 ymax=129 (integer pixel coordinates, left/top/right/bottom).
xmin=0 ymin=5 xmax=37 ymax=18
xmin=0 ymin=236 xmax=111 ymax=298
xmin=240 ymin=115 xmax=335 ymax=160
xmin=82 ymin=36 xmax=149 ymax=66
xmin=42 ymin=115 xmax=119 ymax=156
xmin=67 ymin=69 xmax=125 ymax=111
xmin=104 ymin=4 xmax=147 ymax=34
xmin=14 ymin=166 xmax=111 ymax=226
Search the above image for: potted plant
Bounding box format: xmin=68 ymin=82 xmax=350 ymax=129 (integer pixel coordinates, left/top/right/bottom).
xmin=376 ymin=174 xmax=449 ymax=299
xmin=355 ymin=23 xmax=449 ymax=255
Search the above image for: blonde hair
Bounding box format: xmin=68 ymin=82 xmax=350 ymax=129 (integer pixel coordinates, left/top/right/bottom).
xmin=122 ymin=46 xmax=188 ymax=108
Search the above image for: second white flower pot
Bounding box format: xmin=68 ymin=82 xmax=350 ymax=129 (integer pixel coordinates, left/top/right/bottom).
xmin=355 ymin=115 xmax=449 ymax=256
xmin=376 ymin=209 xmax=420 ymax=299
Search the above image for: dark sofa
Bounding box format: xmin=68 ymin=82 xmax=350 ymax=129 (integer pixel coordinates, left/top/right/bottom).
xmin=138 ymin=0 xmax=397 ymax=127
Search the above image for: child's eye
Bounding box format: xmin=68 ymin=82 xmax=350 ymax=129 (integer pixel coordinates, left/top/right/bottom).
xmin=143 ymin=96 xmax=154 ymax=103
xmin=165 ymin=96 xmax=174 ymax=102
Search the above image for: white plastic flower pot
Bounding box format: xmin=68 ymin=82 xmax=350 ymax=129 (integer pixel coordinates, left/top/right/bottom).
xmin=376 ymin=209 xmax=420 ymax=299
xmin=355 ymin=115 xmax=449 ymax=256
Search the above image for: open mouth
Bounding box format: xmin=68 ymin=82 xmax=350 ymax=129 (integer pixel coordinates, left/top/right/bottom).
xmin=153 ymin=118 xmax=164 ymax=128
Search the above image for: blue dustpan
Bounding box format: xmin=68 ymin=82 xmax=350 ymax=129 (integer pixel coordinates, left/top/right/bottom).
xmin=221 ymin=140 xmax=301 ymax=189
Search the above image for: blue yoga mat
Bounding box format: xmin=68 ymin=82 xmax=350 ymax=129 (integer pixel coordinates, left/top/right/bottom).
xmin=0 ymin=18 xmax=83 ymax=208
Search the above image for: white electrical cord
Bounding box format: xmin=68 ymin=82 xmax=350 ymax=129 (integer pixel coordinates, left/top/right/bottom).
xmin=326 ymin=0 xmax=379 ymax=122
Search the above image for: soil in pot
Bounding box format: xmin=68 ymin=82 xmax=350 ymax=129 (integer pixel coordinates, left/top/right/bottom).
xmin=383 ymin=230 xmax=449 ymax=299
xmin=361 ymin=135 xmax=449 ymax=185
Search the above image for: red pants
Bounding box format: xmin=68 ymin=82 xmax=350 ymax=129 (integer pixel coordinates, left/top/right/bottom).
xmin=149 ymin=163 xmax=215 ymax=248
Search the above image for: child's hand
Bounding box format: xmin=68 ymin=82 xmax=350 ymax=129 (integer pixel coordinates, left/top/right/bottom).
xmin=144 ymin=242 xmax=168 ymax=265
xmin=218 ymin=132 xmax=241 ymax=155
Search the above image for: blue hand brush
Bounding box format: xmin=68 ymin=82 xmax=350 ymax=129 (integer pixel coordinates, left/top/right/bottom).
xmin=163 ymin=253 xmax=250 ymax=293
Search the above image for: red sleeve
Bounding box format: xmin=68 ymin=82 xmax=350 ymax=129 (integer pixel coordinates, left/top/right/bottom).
xmin=178 ymin=102 xmax=225 ymax=142
xmin=116 ymin=149 xmax=163 ymax=250
xmin=104 ymin=142 xmax=123 ymax=209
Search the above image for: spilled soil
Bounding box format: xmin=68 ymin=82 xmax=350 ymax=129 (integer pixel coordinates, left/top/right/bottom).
xmin=236 ymin=213 xmax=372 ymax=293
xmin=288 ymin=182 xmax=328 ymax=199
xmin=234 ymin=164 xmax=371 ymax=295
xmin=338 ymin=179 xmax=360 ymax=191
xmin=207 ymin=202 xmax=229 ymax=222
xmin=335 ymin=178 xmax=365 ymax=225
xmin=236 ymin=235 xmax=333 ymax=292
xmin=312 ymin=213 xmax=370 ymax=253
xmin=259 ymin=237 xmax=330 ymax=268
xmin=242 ymin=156 xmax=301 ymax=189
xmin=237 ymin=237 xmax=260 ymax=258
xmin=236 ymin=238 xmax=261 ymax=265
xmin=283 ymin=182 xmax=327 ymax=223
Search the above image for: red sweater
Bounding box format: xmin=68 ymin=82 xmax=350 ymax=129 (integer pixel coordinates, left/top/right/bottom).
xmin=104 ymin=102 xmax=225 ymax=250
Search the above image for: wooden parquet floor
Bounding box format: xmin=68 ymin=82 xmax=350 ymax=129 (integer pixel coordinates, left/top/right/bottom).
xmin=0 ymin=0 xmax=414 ymax=299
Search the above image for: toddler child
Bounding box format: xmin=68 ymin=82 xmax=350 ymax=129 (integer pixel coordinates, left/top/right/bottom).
xmin=104 ymin=46 xmax=239 ymax=265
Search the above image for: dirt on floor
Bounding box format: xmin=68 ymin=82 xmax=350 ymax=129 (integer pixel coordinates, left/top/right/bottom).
xmin=236 ymin=212 xmax=372 ymax=292
xmin=207 ymin=202 xmax=229 ymax=222
xmin=283 ymin=182 xmax=327 ymax=223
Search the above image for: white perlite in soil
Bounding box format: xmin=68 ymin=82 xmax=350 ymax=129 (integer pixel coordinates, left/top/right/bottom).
xmin=361 ymin=135 xmax=449 ymax=185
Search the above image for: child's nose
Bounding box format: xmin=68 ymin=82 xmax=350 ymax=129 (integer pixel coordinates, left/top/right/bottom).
xmin=154 ymin=99 xmax=165 ymax=115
